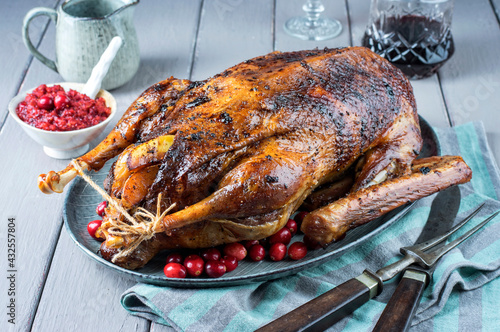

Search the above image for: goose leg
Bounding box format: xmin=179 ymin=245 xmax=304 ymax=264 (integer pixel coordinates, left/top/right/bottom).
xmin=302 ymin=156 xmax=472 ymax=245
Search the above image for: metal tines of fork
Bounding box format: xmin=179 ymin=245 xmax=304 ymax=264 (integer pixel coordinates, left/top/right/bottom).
xmin=377 ymin=203 xmax=500 ymax=281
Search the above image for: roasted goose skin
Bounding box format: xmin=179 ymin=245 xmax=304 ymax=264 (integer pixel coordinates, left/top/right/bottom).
xmin=38 ymin=47 xmax=471 ymax=270
xmin=302 ymin=155 xmax=472 ymax=245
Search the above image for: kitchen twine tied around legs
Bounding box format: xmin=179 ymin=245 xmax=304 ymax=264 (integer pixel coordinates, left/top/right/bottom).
xmin=71 ymin=159 xmax=176 ymax=262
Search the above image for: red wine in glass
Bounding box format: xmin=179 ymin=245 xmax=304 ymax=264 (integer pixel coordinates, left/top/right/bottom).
xmin=362 ymin=15 xmax=454 ymax=79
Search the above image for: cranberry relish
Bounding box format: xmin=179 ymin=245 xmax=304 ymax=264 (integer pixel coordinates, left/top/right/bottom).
xmin=16 ymin=84 xmax=111 ymax=132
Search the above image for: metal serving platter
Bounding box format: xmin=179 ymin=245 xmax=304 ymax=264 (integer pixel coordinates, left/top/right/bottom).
xmin=63 ymin=116 xmax=439 ymax=287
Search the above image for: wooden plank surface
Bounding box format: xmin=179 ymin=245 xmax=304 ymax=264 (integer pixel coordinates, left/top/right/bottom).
xmin=439 ymin=0 xmax=500 ymax=164
xmin=2 ymin=0 xmax=500 ymax=331
xmin=190 ymin=0 xmax=274 ymax=80
xmin=491 ymin=0 xmax=500 ymax=20
xmin=30 ymin=230 xmax=149 ymax=332
xmin=0 ymin=1 xmax=200 ymax=331
xmin=1 ymin=3 xmax=68 ymax=330
xmin=0 ymin=0 xmax=59 ymax=127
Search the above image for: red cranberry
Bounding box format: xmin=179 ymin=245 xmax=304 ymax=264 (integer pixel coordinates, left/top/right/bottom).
xmin=164 ymin=263 xmax=187 ymax=279
xmin=54 ymin=94 xmax=69 ymax=109
xmin=248 ymin=244 xmax=266 ymax=261
xmin=288 ymin=242 xmax=308 ymax=260
xmin=95 ymin=201 xmax=107 ymax=217
xmin=37 ymin=95 xmax=54 ymax=110
xmin=220 ymin=255 xmax=238 ymax=272
xmin=223 ymin=243 xmax=247 ymax=261
xmin=18 ymin=84 xmax=110 ymax=131
xmin=243 ymin=240 xmax=260 ymax=249
xmin=201 ymin=247 xmax=221 ymax=262
xmin=205 ymin=260 xmax=226 ymax=278
xmin=269 ymin=228 xmax=292 ymax=245
xmin=87 ymin=220 xmax=102 ymax=240
xmin=269 ymin=243 xmax=287 ymax=261
xmin=166 ymin=252 xmax=183 ymax=264
xmin=303 ymin=235 xmax=322 ymax=250
xmin=285 ymin=219 xmax=298 ymax=236
xmin=294 ymin=211 xmax=309 ymax=225
xmin=184 ymin=255 xmax=204 ymax=277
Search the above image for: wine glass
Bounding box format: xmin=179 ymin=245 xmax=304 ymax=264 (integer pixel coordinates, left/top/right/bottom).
xmin=284 ymin=0 xmax=342 ymax=41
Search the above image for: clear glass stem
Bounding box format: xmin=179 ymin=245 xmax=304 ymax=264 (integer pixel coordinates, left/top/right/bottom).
xmin=284 ymin=0 xmax=342 ymax=41
xmin=303 ymin=0 xmax=325 ymax=28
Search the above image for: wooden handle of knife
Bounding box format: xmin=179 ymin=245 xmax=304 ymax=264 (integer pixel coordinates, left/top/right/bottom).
xmin=256 ymin=271 xmax=381 ymax=332
xmin=372 ymin=269 xmax=429 ymax=332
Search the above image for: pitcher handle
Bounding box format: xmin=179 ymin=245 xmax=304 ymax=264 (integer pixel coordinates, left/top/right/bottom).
xmin=22 ymin=7 xmax=58 ymax=72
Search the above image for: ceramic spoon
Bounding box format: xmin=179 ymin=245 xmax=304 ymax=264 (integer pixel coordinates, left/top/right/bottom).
xmin=82 ymin=36 xmax=123 ymax=98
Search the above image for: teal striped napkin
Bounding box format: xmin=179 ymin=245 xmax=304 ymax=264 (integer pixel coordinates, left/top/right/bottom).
xmin=121 ymin=122 xmax=500 ymax=331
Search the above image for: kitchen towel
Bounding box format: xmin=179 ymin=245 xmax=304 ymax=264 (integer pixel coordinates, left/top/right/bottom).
xmin=121 ymin=121 xmax=500 ymax=331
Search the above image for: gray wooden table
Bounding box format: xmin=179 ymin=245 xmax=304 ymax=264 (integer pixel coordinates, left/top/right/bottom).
xmin=1 ymin=0 xmax=499 ymax=331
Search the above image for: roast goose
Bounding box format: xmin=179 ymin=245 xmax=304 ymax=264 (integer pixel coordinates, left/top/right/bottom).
xmin=38 ymin=47 xmax=471 ymax=269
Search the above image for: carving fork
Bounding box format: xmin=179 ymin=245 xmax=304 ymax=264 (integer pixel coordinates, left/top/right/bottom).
xmin=257 ymin=204 xmax=499 ymax=332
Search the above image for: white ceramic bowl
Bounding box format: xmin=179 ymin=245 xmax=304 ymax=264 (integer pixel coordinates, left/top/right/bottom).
xmin=8 ymin=82 xmax=116 ymax=159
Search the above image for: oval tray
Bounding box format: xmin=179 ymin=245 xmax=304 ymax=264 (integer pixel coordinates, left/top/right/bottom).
xmin=63 ymin=116 xmax=439 ymax=287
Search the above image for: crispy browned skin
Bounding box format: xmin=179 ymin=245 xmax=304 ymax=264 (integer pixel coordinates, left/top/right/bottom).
xmin=38 ymin=47 xmax=469 ymax=270
xmin=99 ymin=47 xmax=424 ymax=268
xmin=142 ymin=46 xmax=421 ymax=216
xmin=301 ymin=156 xmax=473 ymax=245
xmin=84 ymin=78 xmax=192 ymax=170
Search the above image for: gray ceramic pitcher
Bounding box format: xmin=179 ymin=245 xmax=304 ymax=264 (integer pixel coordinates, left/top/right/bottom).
xmin=23 ymin=0 xmax=140 ymax=90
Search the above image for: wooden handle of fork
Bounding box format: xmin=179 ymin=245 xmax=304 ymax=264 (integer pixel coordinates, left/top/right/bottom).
xmin=373 ymin=268 xmax=430 ymax=332
xmin=256 ymin=270 xmax=382 ymax=332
